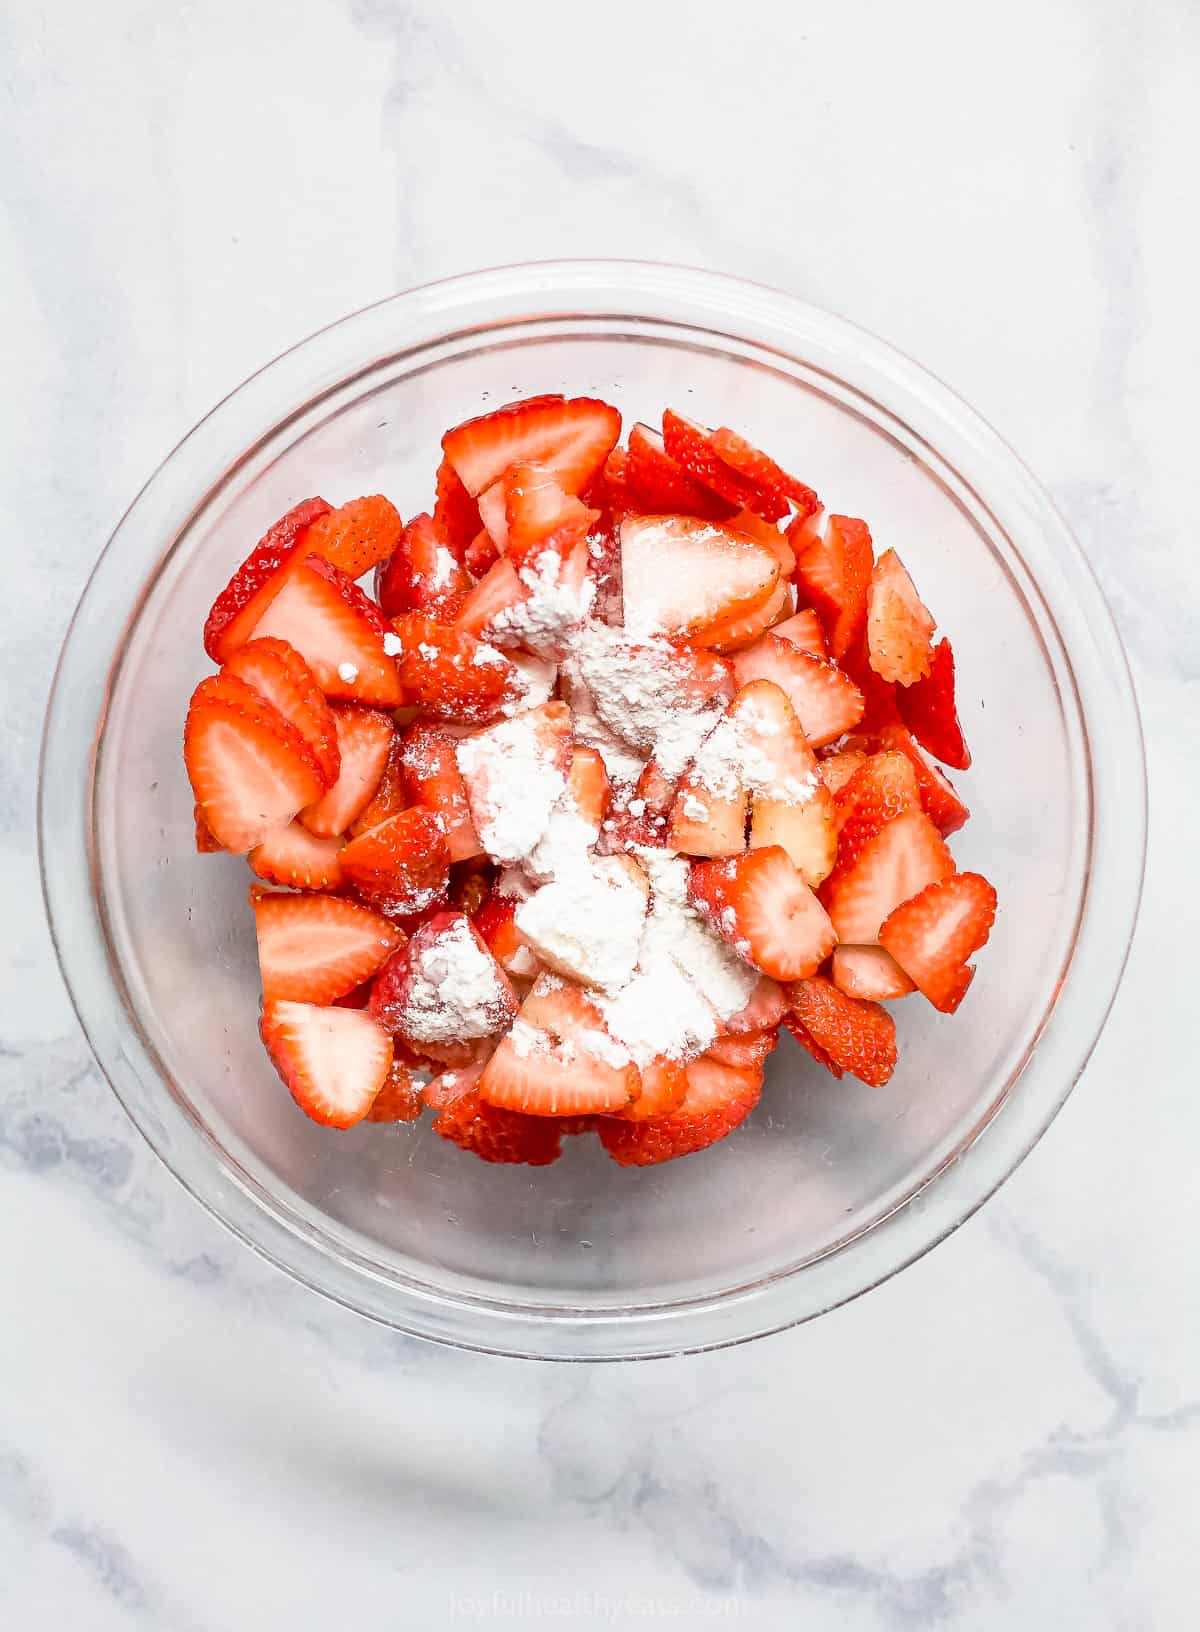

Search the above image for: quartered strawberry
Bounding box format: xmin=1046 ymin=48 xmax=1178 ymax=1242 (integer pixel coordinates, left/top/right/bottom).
xmin=194 ymin=805 xmax=222 ymax=853
xmin=305 ymin=494 xmax=404 ymax=580
xmin=455 ymin=702 xmax=573 ymax=865
xmin=772 ymin=608 xmax=828 ymax=657
xmin=369 ymin=911 xmax=517 ymax=1047
xmin=252 ymin=889 xmax=403 ymax=1004
xmin=698 ymin=580 xmax=793 ymax=653
xmin=830 ymin=944 xmax=916 ymax=1001
xmin=610 ymin=1055 xmax=689 ymax=1122
xmin=689 ymin=846 xmax=836 ymax=982
xmin=832 ymin=752 xmax=922 ymax=878
xmin=184 ymin=674 xmax=325 ymax=852
xmin=339 ymin=805 xmax=450 ymax=917
xmin=478 ymin=977 xmax=639 ymax=1116
xmin=260 ymin=999 xmax=393 ymax=1128
xmin=709 ymin=425 xmax=819 ymax=518
xmin=731 ymin=634 xmax=864 ymax=749
xmin=624 ymin=422 xmax=738 ymax=521
xmin=707 ymin=1028 xmax=780 ymax=1070
xmin=791 ymin=513 xmax=873 ymax=660
xmin=825 ymin=806 xmax=956 ymax=944
xmin=347 ymin=728 xmax=407 ymax=838
xmin=365 ymin=1056 xmax=426 ymax=1123
xmin=222 ymin=636 xmax=340 ymax=785
xmin=390 ymin=613 xmax=518 ymax=723
xmin=722 ymin=975 xmax=787 ymax=1034
xmin=433 ymin=458 xmax=481 ymax=557
xmin=784 ymin=975 xmax=897 ymax=1087
xmin=442 ymin=394 xmax=621 ymax=498
xmin=299 ymin=705 xmax=396 ymax=838
xmin=619 ymin=513 xmax=779 ymax=641
xmin=879 ymin=871 xmax=997 ymax=1012
xmin=248 ymin=555 xmax=402 ymax=706
xmin=455 ymin=555 xmax=525 ymax=637
xmin=896 ymin=637 xmax=971 ymax=770
xmin=867 ymin=549 xmax=936 ymax=686
xmin=661 ymin=410 xmax=787 ymax=522
xmin=399 ymin=720 xmax=482 ymax=862
xmin=876 ymin=722 xmax=970 ymax=836
xmin=503 ymin=462 xmax=598 ymax=567
xmin=818 ymin=747 xmax=869 ymax=795
xmin=732 ymin=680 xmax=838 ymax=886
xmin=432 ymin=1090 xmax=563 ymax=1166
xmin=203 ymin=497 xmax=332 ymax=663
xmin=464 ymin=528 xmax=501 ymax=579
xmin=248 ymin=821 xmax=345 ymax=891
xmin=596 ymin=1054 xmax=762 ymax=1166
xmin=375 ymin=512 xmax=471 ymax=621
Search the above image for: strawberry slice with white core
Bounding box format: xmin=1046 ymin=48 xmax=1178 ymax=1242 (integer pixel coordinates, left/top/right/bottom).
xmin=399 ymin=721 xmax=482 ymax=862
xmin=223 ymin=637 xmax=341 ymax=785
xmin=875 ymin=722 xmax=971 ymax=837
xmin=832 ymin=751 xmax=922 ymax=873
xmin=668 ymin=713 xmax=748 ymax=858
xmin=184 ymin=674 xmax=325 ymax=853
xmin=515 ymin=854 xmax=649 ymax=993
xmin=299 ymin=705 xmax=395 ymax=839
xmin=480 ymin=976 xmax=639 ymax=1116
xmin=830 ymin=944 xmax=916 ymax=1001
xmin=442 ymin=395 xmax=621 ymax=498
xmin=697 ymin=579 xmax=793 ymax=654
xmin=455 ymin=701 xmax=572 ymax=865
xmin=253 ymin=890 xmax=404 ymax=1004
xmin=728 ymin=680 xmax=838 ymax=887
xmin=454 ymin=556 xmax=527 ymax=640
xmin=248 ymin=822 xmax=345 ymax=891
xmin=818 ymin=747 xmax=869 ymax=796
xmin=619 ymin=513 xmax=779 ymax=641
xmin=524 ymin=744 xmax=612 ymax=882
xmin=369 ymin=911 xmax=517 ymax=1047
xmin=611 ymin=1055 xmax=689 ymax=1122
xmin=825 ymin=806 xmax=956 ymax=944
xmin=689 ymin=846 xmax=836 ymax=982
xmin=879 ymin=871 xmax=997 ymax=1012
xmin=867 ymin=549 xmax=937 ymax=686
xmin=249 ymin=557 xmax=402 ymax=706
xmin=503 ymin=463 xmax=597 ymax=566
xmin=772 ymin=608 xmax=828 ymax=657
xmin=260 ymin=999 xmax=393 ymax=1128
xmin=203 ymin=497 xmax=332 ymax=664
xmin=732 ymin=635 xmax=865 ymax=749
xmin=792 ymin=513 xmax=873 ymax=661
xmin=475 ymin=481 xmax=509 ymax=550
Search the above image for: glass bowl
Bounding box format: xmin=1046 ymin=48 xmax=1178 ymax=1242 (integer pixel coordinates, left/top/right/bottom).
xmin=39 ymin=261 xmax=1145 ymax=1360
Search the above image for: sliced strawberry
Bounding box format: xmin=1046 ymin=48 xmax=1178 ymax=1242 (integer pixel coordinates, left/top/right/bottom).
xmin=299 ymin=705 xmax=396 ymax=838
xmin=818 ymin=747 xmax=868 ymax=795
xmin=697 ymin=580 xmax=793 ymax=653
xmin=782 ymin=1013 xmax=841 ymax=1076
xmin=619 ymin=513 xmax=779 ymax=640
xmin=669 ymin=714 xmax=748 ymax=858
xmin=589 ymin=443 xmax=631 ymax=515
xmin=464 ymin=528 xmax=501 ymax=579
xmin=365 ymin=1057 xmax=425 ymax=1123
xmin=474 ymin=890 xmax=540 ymax=980
xmin=634 ymin=758 xmax=676 ymax=822
xmin=442 ymin=394 xmax=621 ymax=498
xmin=896 ymin=637 xmax=970 ymax=769
xmin=455 ymin=555 xmax=525 ymax=636
xmin=253 ymin=890 xmax=403 ymax=1004
xmin=830 ymin=944 xmax=916 ymax=1001
xmin=503 ymin=462 xmax=597 ymax=566
xmin=222 ymin=636 xmax=340 ymax=785
xmin=624 ymin=423 xmax=738 ymax=520
xmin=832 ymin=752 xmax=921 ymax=877
xmin=842 ymin=630 xmax=901 ymax=733
xmin=722 ymin=975 xmax=786 ymax=1034
xmin=867 ymin=549 xmax=936 ymax=686
xmin=596 ymin=1054 xmax=762 ymax=1166
xmin=709 ymin=425 xmax=819 ymax=518
xmin=194 ymin=805 xmax=223 ymax=854
xmin=478 ymin=977 xmax=639 ymax=1116
xmin=611 ymin=1055 xmax=689 ymax=1122
xmin=879 ymin=871 xmax=997 ymax=1013
xmin=825 ymin=806 xmax=956 ymax=943
xmin=661 ymin=410 xmax=787 ymax=521
xmin=448 ymin=856 xmax=495 ymax=917
xmin=784 ymin=975 xmax=896 ymax=1087
xmin=203 ymin=497 xmax=332 ymax=663
xmin=455 ymin=702 xmax=573 ymax=864
xmin=705 ymin=1028 xmax=777 ymax=1071
xmin=422 ymin=1057 xmax=488 ymax=1111
xmin=369 ymin=911 xmax=517 ymax=1049
xmin=689 ymin=846 xmax=836 ymax=982
xmin=347 ymin=728 xmax=407 ymax=838
xmin=583 ymin=512 xmax=623 ymax=627
xmin=432 ymin=1090 xmax=563 ymax=1166
xmin=260 ymin=999 xmax=393 ymax=1128
xmin=248 ymin=556 xmax=402 ymax=706
xmin=474 ymin=481 xmax=510 ymax=550
xmin=375 ymin=512 xmax=470 ymax=621
xmin=791 ymin=513 xmax=873 ymax=660
xmin=433 ymin=458 xmax=481 ymax=557
xmin=399 ymin=720 xmax=482 ymax=862
xmin=305 ymin=494 xmax=404 ymax=580
xmin=339 ymin=806 xmax=450 ymax=916
xmin=726 ymin=508 xmax=797 ymax=576
xmin=876 ymin=722 xmax=970 ymax=836
xmin=564 ymin=745 xmax=611 ymax=831
xmin=732 ymin=680 xmax=837 ymax=886
xmin=772 ymin=608 xmax=828 ymax=657
xmin=390 ymin=613 xmax=518 ymax=724
xmin=248 ymin=822 xmax=345 ymax=891
xmin=732 ymin=635 xmax=864 ymax=749
xmin=183 ymin=674 xmax=325 ymax=852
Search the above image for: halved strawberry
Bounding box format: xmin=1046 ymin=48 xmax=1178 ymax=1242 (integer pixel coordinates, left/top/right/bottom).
xmin=442 ymin=394 xmax=621 ymax=498
xmin=610 ymin=1055 xmax=689 ymax=1122
xmin=305 ymin=494 xmax=404 ymax=580
xmin=596 ymin=1054 xmax=762 ymax=1166
xmin=661 ymin=410 xmax=787 ymax=521
xmin=365 ymin=1056 xmax=425 ymax=1123
xmin=896 ymin=637 xmax=971 ymax=769
xmin=689 ymin=846 xmax=836 ymax=981
xmin=203 ymin=497 xmax=332 ymax=663
xmin=825 ymin=806 xmax=955 ymax=943
xmin=832 ymin=752 xmax=921 ymax=877
xmin=375 ymin=512 xmax=470 ymax=621
xmin=464 ymin=528 xmax=501 ymax=579
xmin=817 ymin=747 xmax=868 ymax=795
xmin=879 ymin=871 xmax=997 ymax=1013
xmin=432 ymin=1089 xmax=563 ymax=1165
xmin=668 ymin=714 xmax=748 ymax=858
xmin=619 ymin=513 xmax=779 ymax=641
xmin=455 ymin=702 xmax=573 ymax=864
xmin=260 ymin=999 xmax=393 ymax=1128
xmin=867 ymin=549 xmax=936 ymax=685
xmin=369 ymin=911 xmax=517 ymax=1047
xmin=503 ymin=462 xmax=597 ymax=566
xmin=473 ymin=890 xmax=540 ymax=980
xmin=222 ymin=637 xmax=340 ymax=785
xmin=347 ymin=729 xmax=407 ymax=838
xmin=624 ymin=423 xmax=738 ymax=520
xmin=249 ymin=555 xmax=402 ymax=706
xmin=339 ymin=806 xmax=450 ymax=916
xmin=455 ymin=555 xmax=525 ymax=636
xmin=248 ymin=822 xmax=345 ymax=891
xmin=697 ymin=580 xmax=793 ymax=653
xmin=722 ymin=975 xmax=786 ymax=1034
xmin=399 ymin=720 xmax=482 ymax=862
xmin=772 ymin=608 xmax=828 ymax=657
xmin=299 ymin=705 xmax=396 ymax=838
xmin=253 ymin=890 xmax=403 ymax=1004
xmin=478 ymin=977 xmax=639 ymax=1116
xmin=709 ymin=425 xmax=819 ymax=518
xmin=184 ymin=674 xmax=325 ymax=852
xmin=732 ymin=635 xmax=864 ymax=749
xmin=791 ymin=513 xmax=873 ymax=659
xmin=876 ymin=722 xmax=970 ymax=836
xmin=433 ymin=458 xmax=481 ymax=557
xmin=390 ymin=613 xmax=518 ymax=724
xmin=784 ymin=975 xmax=897 ymax=1087
xmin=830 ymin=944 xmax=915 ymax=1001
xmin=732 ymin=680 xmax=838 ymax=886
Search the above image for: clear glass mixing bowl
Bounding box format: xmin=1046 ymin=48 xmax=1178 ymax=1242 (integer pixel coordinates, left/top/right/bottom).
xmin=38 ymin=261 xmax=1145 ymax=1359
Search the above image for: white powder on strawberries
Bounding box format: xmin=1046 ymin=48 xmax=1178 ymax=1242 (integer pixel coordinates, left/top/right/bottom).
xmin=432 ymin=546 xmax=458 ymax=588
xmin=501 ymin=652 xmax=558 ymax=716
xmin=398 ymin=917 xmax=512 ymax=1043
xmin=682 ymin=693 xmax=821 ymax=807
xmin=489 ymin=550 xmax=596 ymax=655
xmin=382 ymin=632 xmax=403 ymax=656
xmin=336 ymin=661 xmax=359 ymax=683
xmin=515 ymin=855 xmax=648 ymax=994
xmin=558 ymin=655 xmax=646 ymax=784
xmin=573 ymin=624 xmax=728 ymax=781
xmin=455 ymin=712 xmax=569 ymax=864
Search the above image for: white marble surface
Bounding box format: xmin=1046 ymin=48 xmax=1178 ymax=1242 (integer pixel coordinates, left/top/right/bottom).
xmin=3 ymin=1 xmax=1197 ymax=1625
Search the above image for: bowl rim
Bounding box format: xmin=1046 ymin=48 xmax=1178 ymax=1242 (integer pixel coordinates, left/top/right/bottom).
xmin=38 ymin=258 xmax=1147 ymax=1360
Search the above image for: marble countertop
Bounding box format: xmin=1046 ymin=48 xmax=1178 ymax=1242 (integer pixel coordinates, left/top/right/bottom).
xmin=4 ymin=2 xmax=1196 ymax=1626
